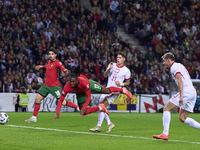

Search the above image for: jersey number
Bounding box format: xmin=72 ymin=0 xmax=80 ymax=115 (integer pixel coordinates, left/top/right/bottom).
xmin=55 ymin=91 xmax=61 ymax=97
xmin=111 ymin=76 xmax=117 ymax=81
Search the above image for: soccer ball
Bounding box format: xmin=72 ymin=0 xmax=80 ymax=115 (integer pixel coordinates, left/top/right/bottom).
xmin=0 ymin=113 xmax=9 ymax=125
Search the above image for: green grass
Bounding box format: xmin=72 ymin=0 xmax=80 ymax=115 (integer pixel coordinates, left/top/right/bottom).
xmin=0 ymin=112 xmax=200 ymax=150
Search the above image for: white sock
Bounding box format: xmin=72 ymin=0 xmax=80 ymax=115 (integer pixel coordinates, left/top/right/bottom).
xmin=97 ymin=112 xmax=105 ymax=127
xmin=163 ymin=111 xmax=171 ymax=136
xmin=99 ymin=106 xmax=102 ymax=111
xmin=77 ymin=107 xmax=80 ymax=111
xmin=104 ymin=113 xmax=111 ymax=125
xmin=32 ymin=116 xmax=37 ymax=119
xmin=184 ymin=117 xmax=200 ymax=129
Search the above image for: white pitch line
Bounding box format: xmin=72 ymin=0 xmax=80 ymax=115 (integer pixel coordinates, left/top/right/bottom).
xmin=5 ymin=125 xmax=200 ymax=145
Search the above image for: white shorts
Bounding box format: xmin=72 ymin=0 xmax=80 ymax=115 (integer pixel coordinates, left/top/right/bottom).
xmin=169 ymin=87 xmax=196 ymax=113
xmin=99 ymin=94 xmax=119 ymax=104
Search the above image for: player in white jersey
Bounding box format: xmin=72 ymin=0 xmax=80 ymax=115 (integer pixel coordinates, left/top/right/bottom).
xmin=153 ymin=52 xmax=200 ymax=140
xmin=90 ymin=52 xmax=131 ymax=132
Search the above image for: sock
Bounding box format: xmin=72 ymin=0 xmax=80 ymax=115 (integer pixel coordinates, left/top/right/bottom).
xmin=33 ymin=103 xmax=41 ymax=117
xmin=66 ymin=101 xmax=79 ymax=111
xmin=163 ymin=111 xmax=171 ymax=136
xmin=104 ymin=113 xmax=111 ymax=125
xmin=109 ymin=87 xmax=123 ymax=93
xmin=97 ymin=112 xmax=105 ymax=126
xmin=184 ymin=117 xmax=200 ymax=129
xmin=84 ymin=107 xmax=99 ymax=115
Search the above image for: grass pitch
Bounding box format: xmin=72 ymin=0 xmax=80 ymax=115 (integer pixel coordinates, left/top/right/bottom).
xmin=0 ymin=112 xmax=200 ymax=150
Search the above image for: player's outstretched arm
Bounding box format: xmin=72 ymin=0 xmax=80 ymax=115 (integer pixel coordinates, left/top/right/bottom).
xmin=35 ymin=65 xmax=45 ymax=70
xmin=52 ymin=95 xmax=65 ymax=121
xmin=80 ymin=90 xmax=91 ymax=117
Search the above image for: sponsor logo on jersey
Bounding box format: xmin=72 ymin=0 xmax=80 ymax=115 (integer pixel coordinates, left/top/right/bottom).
xmin=87 ymin=84 xmax=89 ymax=89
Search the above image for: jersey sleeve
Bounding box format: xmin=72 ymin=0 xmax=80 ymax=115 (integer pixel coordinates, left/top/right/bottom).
xmin=170 ymin=64 xmax=180 ymax=77
xmin=80 ymin=78 xmax=90 ymax=91
xmin=125 ymin=69 xmax=131 ymax=80
xmin=57 ymin=60 xmax=67 ymax=72
xmin=43 ymin=65 xmax=47 ymax=69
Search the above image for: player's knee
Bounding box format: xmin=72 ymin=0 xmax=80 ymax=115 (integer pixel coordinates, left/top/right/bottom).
xmin=35 ymin=97 xmax=41 ymax=103
xmin=62 ymin=100 xmax=67 ymax=105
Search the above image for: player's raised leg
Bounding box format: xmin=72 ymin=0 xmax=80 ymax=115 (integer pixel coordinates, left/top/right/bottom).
xmin=25 ymin=93 xmax=44 ymax=123
xmin=62 ymin=99 xmax=80 ymax=111
xmin=101 ymin=86 xmax=132 ymax=99
xmin=181 ymin=109 xmax=200 ymax=129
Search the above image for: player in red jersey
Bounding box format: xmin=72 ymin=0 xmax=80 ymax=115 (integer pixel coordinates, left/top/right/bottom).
xmin=25 ymin=47 xmax=70 ymax=123
xmin=52 ymin=66 xmax=132 ymax=120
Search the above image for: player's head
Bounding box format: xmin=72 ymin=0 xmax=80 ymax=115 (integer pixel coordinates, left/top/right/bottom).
xmin=69 ymin=66 xmax=81 ymax=88
xmin=161 ymin=52 xmax=175 ymax=68
xmin=49 ymin=47 xmax=57 ymax=61
xmin=117 ymin=52 xmax=126 ymax=66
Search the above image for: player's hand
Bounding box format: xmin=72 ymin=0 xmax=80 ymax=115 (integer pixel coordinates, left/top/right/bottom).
xmin=115 ymin=81 xmax=121 ymax=86
xmin=35 ymin=65 xmax=42 ymax=70
xmin=52 ymin=114 xmax=60 ymax=121
xmin=65 ymin=70 xmax=69 ymax=76
xmin=79 ymin=108 xmax=86 ymax=117
xmin=179 ymin=96 xmax=183 ymax=106
xmin=109 ymin=62 xmax=114 ymax=69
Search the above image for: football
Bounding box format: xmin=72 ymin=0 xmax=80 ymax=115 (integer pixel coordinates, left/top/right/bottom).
xmin=0 ymin=112 xmax=9 ymax=125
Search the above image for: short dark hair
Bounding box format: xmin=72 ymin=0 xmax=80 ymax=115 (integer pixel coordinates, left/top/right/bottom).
xmin=161 ymin=52 xmax=175 ymax=61
xmin=118 ymin=52 xmax=126 ymax=58
xmin=70 ymin=66 xmax=81 ymax=78
xmin=49 ymin=47 xmax=57 ymax=54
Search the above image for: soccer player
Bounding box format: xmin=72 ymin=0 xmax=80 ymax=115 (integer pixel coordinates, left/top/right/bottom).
xmin=153 ymin=52 xmax=200 ymax=140
xmin=90 ymin=52 xmax=131 ymax=132
xmin=52 ymin=66 xmax=132 ymax=120
xmin=25 ymin=47 xmax=69 ymax=123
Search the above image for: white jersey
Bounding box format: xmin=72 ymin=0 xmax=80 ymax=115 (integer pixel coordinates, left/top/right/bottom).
xmin=170 ymin=62 xmax=193 ymax=89
xmin=107 ymin=63 xmax=131 ymax=87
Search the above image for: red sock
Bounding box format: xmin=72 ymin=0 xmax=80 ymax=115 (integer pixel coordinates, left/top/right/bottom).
xmin=66 ymin=101 xmax=78 ymax=109
xmin=84 ymin=107 xmax=99 ymax=115
xmin=33 ymin=103 xmax=41 ymax=117
xmin=109 ymin=87 xmax=123 ymax=93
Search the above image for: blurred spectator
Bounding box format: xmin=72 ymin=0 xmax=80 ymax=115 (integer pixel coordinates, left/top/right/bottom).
xmin=145 ymin=47 xmax=155 ymax=62
xmin=106 ymin=18 xmax=117 ymax=33
xmin=82 ymin=68 xmax=91 ymax=79
xmin=194 ymin=90 xmax=200 ymax=113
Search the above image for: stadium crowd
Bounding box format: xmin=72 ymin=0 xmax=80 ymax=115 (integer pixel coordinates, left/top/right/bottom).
xmin=0 ymin=0 xmax=200 ymax=96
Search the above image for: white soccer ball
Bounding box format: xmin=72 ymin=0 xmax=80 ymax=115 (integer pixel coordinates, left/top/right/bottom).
xmin=0 ymin=112 xmax=9 ymax=125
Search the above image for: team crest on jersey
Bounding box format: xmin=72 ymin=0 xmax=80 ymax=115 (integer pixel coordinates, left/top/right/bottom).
xmin=59 ymin=62 xmax=62 ymax=65
xmin=115 ymin=68 xmax=120 ymax=73
xmin=51 ymin=64 xmax=53 ymax=68
xmin=62 ymin=91 xmax=65 ymax=95
xmin=87 ymin=84 xmax=89 ymax=88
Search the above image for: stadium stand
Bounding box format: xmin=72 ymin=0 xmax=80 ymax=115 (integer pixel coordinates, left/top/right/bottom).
xmin=0 ymin=0 xmax=200 ymax=95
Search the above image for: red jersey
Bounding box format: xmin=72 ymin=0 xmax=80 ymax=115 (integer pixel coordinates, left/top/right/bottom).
xmin=56 ymin=75 xmax=91 ymax=115
xmin=43 ymin=60 xmax=67 ymax=87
